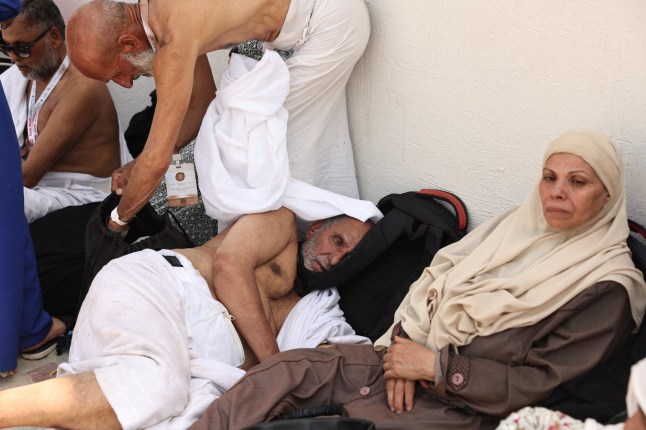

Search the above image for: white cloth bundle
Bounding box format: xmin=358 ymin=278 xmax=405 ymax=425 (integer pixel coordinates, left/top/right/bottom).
xmin=277 ymin=287 xmax=371 ymax=350
xmin=195 ymin=50 xmax=382 ymax=231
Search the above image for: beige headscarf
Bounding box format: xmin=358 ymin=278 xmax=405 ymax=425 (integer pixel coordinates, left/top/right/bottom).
xmin=375 ymin=129 xmax=646 ymax=352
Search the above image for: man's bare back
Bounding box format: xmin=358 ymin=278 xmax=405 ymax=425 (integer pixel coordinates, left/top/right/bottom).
xmin=144 ymin=0 xmax=290 ymax=55
xmin=21 ymin=64 xmax=120 ymax=186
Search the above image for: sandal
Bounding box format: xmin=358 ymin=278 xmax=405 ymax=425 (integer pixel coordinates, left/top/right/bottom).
xmin=20 ymin=336 xmax=60 ymax=360
xmin=20 ymin=317 xmax=74 ymax=360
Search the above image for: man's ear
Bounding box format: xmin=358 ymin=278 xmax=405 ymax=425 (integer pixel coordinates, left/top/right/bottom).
xmin=305 ymin=220 xmax=325 ymax=240
xmin=49 ymin=27 xmax=63 ymax=47
xmin=117 ymin=34 xmax=140 ymax=52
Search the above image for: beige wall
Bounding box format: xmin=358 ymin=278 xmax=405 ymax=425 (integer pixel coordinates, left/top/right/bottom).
xmin=348 ymin=0 xmax=646 ymax=228
xmin=58 ymin=0 xmax=646 ymax=228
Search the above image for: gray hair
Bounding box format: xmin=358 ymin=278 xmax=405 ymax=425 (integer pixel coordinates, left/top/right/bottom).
xmin=8 ymin=0 xmax=66 ymax=39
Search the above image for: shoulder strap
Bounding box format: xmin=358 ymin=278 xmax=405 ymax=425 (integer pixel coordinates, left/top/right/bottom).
xmin=416 ymin=189 xmax=469 ymax=231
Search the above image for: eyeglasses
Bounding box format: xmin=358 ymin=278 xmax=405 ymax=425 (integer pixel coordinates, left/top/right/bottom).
xmin=0 ymin=27 xmax=51 ymax=59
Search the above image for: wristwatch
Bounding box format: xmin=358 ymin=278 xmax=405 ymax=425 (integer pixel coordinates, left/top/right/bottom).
xmin=110 ymin=207 xmax=130 ymax=226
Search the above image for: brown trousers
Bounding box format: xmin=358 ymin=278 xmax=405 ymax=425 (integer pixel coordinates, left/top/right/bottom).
xmin=189 ymin=344 xmax=498 ymax=430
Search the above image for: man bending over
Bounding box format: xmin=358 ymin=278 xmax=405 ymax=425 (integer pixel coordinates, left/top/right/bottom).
xmin=0 ymin=207 xmax=372 ymax=430
xmin=65 ymin=0 xmax=370 ymax=235
xmin=0 ymin=0 xmax=122 ymax=222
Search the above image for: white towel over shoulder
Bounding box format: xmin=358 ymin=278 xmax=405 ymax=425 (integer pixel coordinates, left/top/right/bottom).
xmin=195 ymin=51 xmax=382 ymax=230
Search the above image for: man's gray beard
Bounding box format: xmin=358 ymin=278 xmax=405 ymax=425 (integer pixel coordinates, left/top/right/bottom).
xmin=124 ymin=49 xmax=154 ymax=76
xmin=301 ymin=226 xmax=331 ymax=272
xmin=24 ymin=40 xmax=60 ymax=81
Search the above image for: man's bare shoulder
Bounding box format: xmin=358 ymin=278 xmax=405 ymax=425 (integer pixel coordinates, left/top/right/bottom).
xmin=62 ymin=65 xmax=115 ymax=101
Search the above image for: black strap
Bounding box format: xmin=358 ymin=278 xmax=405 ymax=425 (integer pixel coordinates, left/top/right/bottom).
xmin=163 ymin=255 xmax=183 ymax=267
xmin=278 ymin=405 xmax=348 ymax=420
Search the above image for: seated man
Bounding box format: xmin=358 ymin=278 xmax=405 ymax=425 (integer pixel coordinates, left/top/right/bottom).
xmin=0 ymin=0 xmax=122 ymax=223
xmin=0 ymin=207 xmax=373 ymax=430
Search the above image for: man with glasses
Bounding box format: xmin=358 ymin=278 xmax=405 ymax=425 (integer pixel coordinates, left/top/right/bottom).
xmin=0 ymin=0 xmax=123 ymax=223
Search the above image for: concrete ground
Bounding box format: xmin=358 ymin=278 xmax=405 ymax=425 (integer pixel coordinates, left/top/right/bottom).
xmin=0 ymin=349 xmax=70 ymax=430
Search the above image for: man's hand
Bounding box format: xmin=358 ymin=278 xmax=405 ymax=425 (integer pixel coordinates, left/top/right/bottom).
xmin=106 ymin=215 xmax=129 ymax=239
xmin=383 ymin=336 xmax=436 ymax=413
xmin=111 ymin=160 xmax=136 ymax=195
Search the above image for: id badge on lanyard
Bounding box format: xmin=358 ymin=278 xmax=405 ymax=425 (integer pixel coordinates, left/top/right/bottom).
xmin=165 ymin=154 xmax=199 ymax=207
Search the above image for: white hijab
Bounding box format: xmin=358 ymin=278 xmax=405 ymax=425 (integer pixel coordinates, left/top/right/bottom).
xmin=376 ymin=129 xmax=646 ymax=352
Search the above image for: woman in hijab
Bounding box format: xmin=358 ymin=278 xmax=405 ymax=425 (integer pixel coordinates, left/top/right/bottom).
xmin=186 ymin=129 xmax=646 ymax=430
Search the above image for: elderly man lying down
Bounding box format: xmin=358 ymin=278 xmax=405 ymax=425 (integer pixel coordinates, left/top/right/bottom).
xmin=0 ymin=207 xmax=373 ymax=430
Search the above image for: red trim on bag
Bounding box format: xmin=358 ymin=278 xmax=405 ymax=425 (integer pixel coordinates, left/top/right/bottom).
xmin=417 ymin=189 xmax=468 ymax=231
xmin=629 ymin=219 xmax=646 ymax=241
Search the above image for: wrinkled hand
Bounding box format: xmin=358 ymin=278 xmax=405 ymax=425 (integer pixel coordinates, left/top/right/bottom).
xmin=111 ymin=160 xmax=136 ymax=195
xmin=383 ymin=336 xmax=435 ymax=413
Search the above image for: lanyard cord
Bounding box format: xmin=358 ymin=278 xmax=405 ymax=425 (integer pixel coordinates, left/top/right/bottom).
xmin=26 ymin=55 xmax=70 ymax=147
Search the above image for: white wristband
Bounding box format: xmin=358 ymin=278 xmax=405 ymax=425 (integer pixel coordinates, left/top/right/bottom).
xmin=110 ymin=207 xmax=129 ymax=226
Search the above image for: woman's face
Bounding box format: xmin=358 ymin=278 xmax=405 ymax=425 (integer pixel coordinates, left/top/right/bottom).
xmin=539 ymin=153 xmax=610 ymax=230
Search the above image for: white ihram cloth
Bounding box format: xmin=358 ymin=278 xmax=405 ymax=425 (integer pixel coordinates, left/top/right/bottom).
xmin=277 ymin=287 xmax=371 ymax=350
xmin=23 ymin=171 xmax=111 ymax=223
xmin=0 ymin=65 xmax=27 ymax=148
xmin=265 ymin=0 xmax=371 ymax=199
xmin=195 ymin=50 xmax=382 ymax=232
xmin=0 ymin=65 xmax=132 ymax=223
xmin=58 ymin=249 xmax=368 ymax=430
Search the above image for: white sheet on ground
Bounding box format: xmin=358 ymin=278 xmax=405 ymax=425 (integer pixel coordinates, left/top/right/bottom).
xmin=194 ymin=50 xmax=382 ymax=232
xmin=58 ymin=249 xmax=367 ymax=430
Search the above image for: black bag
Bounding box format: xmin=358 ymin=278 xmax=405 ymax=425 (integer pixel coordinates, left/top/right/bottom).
xmin=77 ymin=192 xmax=195 ymax=313
xmin=627 ymin=219 xmax=646 ymax=361
xmin=124 ymin=90 xmax=156 ymax=158
xmin=244 ymin=406 xmax=376 ymax=430
xmin=298 ymin=188 xmax=469 ymax=341
xmin=30 ymin=202 xmax=100 ymax=319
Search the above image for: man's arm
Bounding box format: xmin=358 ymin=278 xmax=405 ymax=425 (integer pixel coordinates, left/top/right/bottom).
xmin=211 ymin=208 xmax=298 ymax=363
xmin=0 ymin=372 xmax=120 ymax=430
xmin=175 ymin=54 xmax=215 ymax=150
xmin=111 ymin=54 xmax=214 ymax=195
xmin=21 ymin=80 xmax=107 ymax=187
xmin=109 ymin=45 xmax=212 ymax=228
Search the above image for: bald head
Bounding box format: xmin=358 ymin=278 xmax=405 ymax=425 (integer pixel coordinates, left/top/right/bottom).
xmin=67 ymin=0 xmax=127 ymax=81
